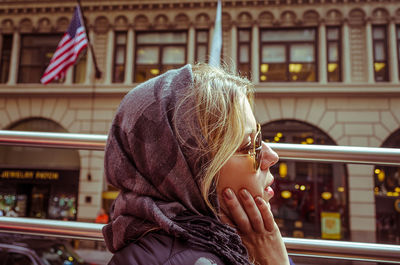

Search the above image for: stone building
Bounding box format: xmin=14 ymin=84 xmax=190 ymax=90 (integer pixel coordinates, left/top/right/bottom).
xmin=0 ymin=0 xmax=399 ymax=244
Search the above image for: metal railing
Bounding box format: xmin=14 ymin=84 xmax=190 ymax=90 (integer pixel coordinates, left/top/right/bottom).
xmin=1 ymin=130 xmax=400 ymax=263
xmin=1 ymin=130 xmax=400 ymax=165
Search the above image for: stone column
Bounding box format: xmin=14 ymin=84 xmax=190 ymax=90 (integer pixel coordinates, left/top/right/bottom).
xmin=85 ymin=29 xmax=95 ymax=84
xmin=347 ymin=164 xmax=376 ymax=243
xmin=230 ymin=22 xmax=237 ymax=72
xmin=65 ymin=67 xmax=73 ymax=85
xmin=342 ymin=20 xmax=351 ymax=83
xmin=319 ymin=21 xmax=327 ymax=84
xmin=188 ymin=24 xmax=195 ymax=64
xmin=8 ymin=31 xmax=20 ymax=85
xmin=365 ymin=19 xmax=375 ymax=83
xmin=104 ymin=28 xmax=114 ymax=84
xmin=388 ymin=19 xmax=399 ymax=83
xmin=251 ymin=22 xmax=259 ymax=83
xmin=125 ymin=26 xmax=134 ymax=84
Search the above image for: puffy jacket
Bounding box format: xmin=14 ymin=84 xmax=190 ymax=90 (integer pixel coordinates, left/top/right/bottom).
xmin=108 ymin=231 xmax=296 ymax=265
xmin=108 ymin=232 xmax=226 ymax=265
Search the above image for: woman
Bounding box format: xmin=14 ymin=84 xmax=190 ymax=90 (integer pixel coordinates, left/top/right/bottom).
xmin=103 ymin=64 xmax=292 ymax=265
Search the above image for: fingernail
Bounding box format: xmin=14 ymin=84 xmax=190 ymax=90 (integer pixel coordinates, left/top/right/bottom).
xmin=224 ymin=188 xmax=234 ymax=200
xmin=240 ymin=189 xmax=250 ymax=200
xmin=255 ymin=196 xmax=264 ymax=206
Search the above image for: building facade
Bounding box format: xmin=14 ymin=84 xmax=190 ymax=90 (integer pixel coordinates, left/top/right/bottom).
xmin=0 ymin=0 xmax=399 ymax=244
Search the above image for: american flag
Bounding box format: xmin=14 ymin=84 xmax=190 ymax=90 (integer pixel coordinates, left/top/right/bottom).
xmin=40 ymin=5 xmax=88 ymax=84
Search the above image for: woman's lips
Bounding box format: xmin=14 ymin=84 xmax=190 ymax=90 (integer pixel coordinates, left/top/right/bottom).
xmin=265 ymin=186 xmax=274 ymax=198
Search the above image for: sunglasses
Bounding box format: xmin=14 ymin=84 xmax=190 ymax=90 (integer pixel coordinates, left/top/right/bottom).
xmin=234 ymin=123 xmax=262 ymax=171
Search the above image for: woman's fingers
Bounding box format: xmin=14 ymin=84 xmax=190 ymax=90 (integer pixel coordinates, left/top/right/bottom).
xmin=222 ymin=188 xmax=252 ymax=233
xmin=238 ymin=189 xmax=264 ymax=233
xmin=222 ymin=188 xmax=269 ymax=233
xmin=255 ymin=197 xmax=275 ymax=232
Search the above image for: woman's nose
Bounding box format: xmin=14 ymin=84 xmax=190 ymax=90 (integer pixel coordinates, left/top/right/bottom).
xmin=260 ymin=141 xmax=279 ymax=170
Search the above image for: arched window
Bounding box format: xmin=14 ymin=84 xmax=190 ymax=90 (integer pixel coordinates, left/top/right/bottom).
xmin=0 ymin=118 xmax=80 ymax=220
xmin=374 ymin=129 xmax=400 ymax=243
xmin=262 ymin=120 xmax=349 ymax=240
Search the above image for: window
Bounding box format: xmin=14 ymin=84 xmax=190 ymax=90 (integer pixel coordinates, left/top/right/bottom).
xmin=237 ymin=28 xmax=251 ymax=78
xmin=0 ymin=34 xmax=12 ymax=83
xmin=326 ymin=27 xmax=341 ymax=82
xmin=263 ymin=120 xmax=349 ymax=240
xmin=195 ymin=30 xmax=208 ymax=63
xmin=113 ymin=32 xmax=127 ymax=83
xmin=372 ymin=25 xmax=388 ymax=82
xmin=259 ymin=29 xmax=317 ymax=82
xmin=134 ymin=32 xmax=187 ymax=82
xmin=18 ymin=34 xmax=62 ymax=83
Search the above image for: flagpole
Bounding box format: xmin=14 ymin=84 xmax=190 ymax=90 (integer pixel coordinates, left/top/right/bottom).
xmin=76 ymin=0 xmax=102 ymax=79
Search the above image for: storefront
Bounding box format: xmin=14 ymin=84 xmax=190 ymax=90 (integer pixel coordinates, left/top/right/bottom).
xmin=0 ymin=118 xmax=81 ymax=220
xmin=374 ymin=129 xmax=400 ymax=244
xmin=0 ymin=168 xmax=79 ymax=220
xmin=263 ymin=120 xmax=350 ymax=240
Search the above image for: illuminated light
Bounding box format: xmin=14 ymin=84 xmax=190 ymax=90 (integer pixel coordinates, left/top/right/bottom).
xmin=279 ymin=162 xmax=287 ymax=178
xmin=260 ymin=75 xmax=267 ymax=81
xmin=375 ymin=190 xmax=379 ymax=195
xmin=301 ymin=141 xmax=307 ymax=144
xmin=337 ymin=187 xmax=345 ymax=192
xmin=321 ymin=192 xmax=332 ymax=200
xmin=387 ymin=192 xmax=393 ymax=196
xmin=260 ymin=64 xmax=269 ymax=73
xmin=306 ymin=137 xmax=314 ymax=144
xmin=276 ymin=132 xmax=283 ymax=138
xmin=374 ymin=187 xmax=379 ymax=192
xmin=68 ymin=257 xmax=74 ymax=262
xmin=374 ymin=169 xmax=381 ymax=174
xmin=378 ymin=171 xmax=385 ymax=182
xmin=328 ymin=63 xmax=338 ymax=72
xmin=281 ymin=190 xmax=292 ymax=199
xmin=300 ymin=185 xmax=306 ymax=191
xmin=289 ymin=63 xmax=302 ymax=73
xmin=395 ymin=187 xmax=400 ymax=192
xmin=292 ymin=75 xmax=298 ymax=81
xmin=274 ymin=136 xmax=280 ymax=142
xmin=393 ymin=192 xmax=399 ymax=196
xmin=295 ymin=184 xmax=300 ymax=189
xmin=374 ymin=62 xmax=386 ymax=72
xmin=150 ymin=69 xmax=160 ymax=75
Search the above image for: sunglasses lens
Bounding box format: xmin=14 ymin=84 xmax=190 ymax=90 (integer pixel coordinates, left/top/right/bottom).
xmin=254 ymin=126 xmax=262 ymax=171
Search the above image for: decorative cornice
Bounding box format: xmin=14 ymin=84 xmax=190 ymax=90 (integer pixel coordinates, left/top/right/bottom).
xmin=1 ymin=0 xmax=400 ymax=15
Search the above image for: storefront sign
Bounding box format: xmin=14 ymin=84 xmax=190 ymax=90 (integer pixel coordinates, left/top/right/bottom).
xmin=1 ymin=170 xmax=59 ymax=180
xmin=321 ymin=212 xmax=341 ymax=240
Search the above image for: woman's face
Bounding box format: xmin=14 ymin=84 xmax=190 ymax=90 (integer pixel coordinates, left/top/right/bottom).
xmin=216 ymin=96 xmax=279 ymax=211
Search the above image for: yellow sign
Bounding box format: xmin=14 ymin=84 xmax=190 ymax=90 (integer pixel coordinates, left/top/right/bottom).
xmin=321 ymin=212 xmax=341 ymax=240
xmin=1 ymin=170 xmax=59 ymax=180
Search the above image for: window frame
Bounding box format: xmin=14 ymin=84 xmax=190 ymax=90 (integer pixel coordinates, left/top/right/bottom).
xmin=372 ymin=25 xmax=389 ymax=82
xmin=195 ymin=29 xmax=209 ymax=63
xmin=18 ymin=33 xmax=63 ymax=84
xmin=237 ymin=27 xmax=252 ymax=78
xmin=113 ymin=31 xmax=128 ymax=83
xmin=259 ymin=27 xmax=318 ymax=82
xmin=326 ymin=26 xmax=342 ymax=82
xmin=134 ymin=30 xmax=188 ymax=82
xmin=0 ymin=34 xmax=13 ymax=84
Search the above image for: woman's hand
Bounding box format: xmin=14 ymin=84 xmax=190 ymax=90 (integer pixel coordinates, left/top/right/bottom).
xmin=219 ymin=188 xmax=290 ymax=265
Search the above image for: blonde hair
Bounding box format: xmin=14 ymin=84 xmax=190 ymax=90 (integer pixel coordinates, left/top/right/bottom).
xmin=175 ymin=63 xmax=254 ymax=213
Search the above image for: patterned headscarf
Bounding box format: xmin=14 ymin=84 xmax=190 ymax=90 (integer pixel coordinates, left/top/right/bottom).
xmin=103 ymin=65 xmax=250 ymax=265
